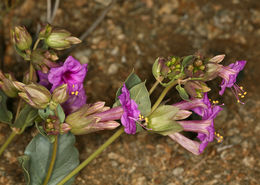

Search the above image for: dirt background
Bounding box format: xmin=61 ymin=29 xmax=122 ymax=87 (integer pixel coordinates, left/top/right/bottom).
xmin=0 ymin=0 xmax=260 ymax=184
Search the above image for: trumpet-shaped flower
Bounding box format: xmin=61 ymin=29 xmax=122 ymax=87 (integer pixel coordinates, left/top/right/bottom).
xmin=118 ymin=84 xmax=140 ymax=134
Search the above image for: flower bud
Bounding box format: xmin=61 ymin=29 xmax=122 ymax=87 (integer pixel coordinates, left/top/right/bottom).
xmin=11 ymin=26 xmax=32 ymax=51
xmin=209 ymin=54 xmax=225 ymax=63
xmin=39 ymin=24 xmax=53 ymax=39
xmin=147 ymin=105 xmax=183 ymax=135
xmin=66 ymin=102 xmax=123 ymax=135
xmin=23 ymin=69 xmax=37 ymax=84
xmin=203 ymin=62 xmax=222 ymax=81
xmin=0 ymin=71 xmax=18 ymax=98
xmin=52 ymin=84 xmax=69 ymax=104
xmin=31 ymin=49 xmax=60 ymax=72
xmin=18 ymin=83 xmax=51 ymax=109
xmin=184 ymin=81 xmax=210 ymax=98
xmin=45 ymin=29 xmax=81 ymax=50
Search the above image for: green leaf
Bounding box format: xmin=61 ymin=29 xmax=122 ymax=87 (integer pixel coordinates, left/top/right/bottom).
xmin=115 ymin=71 xmax=142 ymax=100
xmin=13 ymin=105 xmax=38 ymax=129
xmin=0 ymin=90 xmax=13 ymax=124
xmin=181 ymin=55 xmax=193 ymax=71
xmin=129 ymin=81 xmax=151 ymax=116
xmin=18 ymin=155 xmax=30 ymax=185
xmin=149 ymin=105 xmax=179 ymax=120
xmin=23 ymin=133 xmax=79 ymax=185
xmin=152 ymin=57 xmax=160 ymax=80
xmin=38 ymin=108 xmax=50 ymax=120
xmin=176 ymin=84 xmax=190 ymax=101
xmin=56 ymin=104 xmax=65 ymax=123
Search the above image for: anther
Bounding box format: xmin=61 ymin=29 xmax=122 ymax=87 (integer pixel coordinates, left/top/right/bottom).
xmin=71 ymin=91 xmax=75 ymax=95
xmin=75 ymin=91 xmax=79 ymax=96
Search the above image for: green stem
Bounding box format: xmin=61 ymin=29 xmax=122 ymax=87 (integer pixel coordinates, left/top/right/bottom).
xmin=57 ymin=127 xmax=124 ymax=185
xmin=33 ymin=38 xmax=40 ymax=50
xmin=43 ymin=135 xmax=58 ymax=185
xmin=0 ymin=130 xmax=17 ymax=157
xmin=150 ymin=80 xmax=178 ymax=113
xmin=149 ymin=80 xmax=160 ymax=95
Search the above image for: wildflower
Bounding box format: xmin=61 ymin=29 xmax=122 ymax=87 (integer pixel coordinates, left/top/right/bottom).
xmin=218 ymin=61 xmax=247 ymax=103
xmin=118 ymin=84 xmax=141 ymax=134
xmin=66 ymin=102 xmax=123 ymax=135
xmin=48 ymin=56 xmax=88 ymax=113
xmin=170 ymin=93 xmax=223 ymax=154
xmin=48 ymin=56 xmax=87 ymax=93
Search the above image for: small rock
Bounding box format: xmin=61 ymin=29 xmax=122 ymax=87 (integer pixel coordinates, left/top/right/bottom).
xmin=172 ymin=167 xmax=184 ymax=176
xmin=107 ymin=63 xmax=119 ymax=75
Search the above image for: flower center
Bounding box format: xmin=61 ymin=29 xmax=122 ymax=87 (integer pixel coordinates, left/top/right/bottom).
xmin=70 ymin=84 xmax=79 ymax=96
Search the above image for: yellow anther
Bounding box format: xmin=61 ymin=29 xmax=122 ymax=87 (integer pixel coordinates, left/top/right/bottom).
xmin=241 ymin=95 xmax=245 ymax=98
xmin=215 ymin=100 xmax=219 ymax=104
xmin=238 ymin=93 xmax=242 ymax=96
xmin=75 ymin=91 xmax=79 ymax=96
xmin=240 ymin=86 xmax=243 ymax=90
xmin=244 ymin=92 xmax=247 ymax=95
xmin=71 ymin=91 xmax=75 ymax=95
xmin=237 ymin=100 xmax=240 ymax=103
xmin=73 ymin=84 xmax=75 ymax=88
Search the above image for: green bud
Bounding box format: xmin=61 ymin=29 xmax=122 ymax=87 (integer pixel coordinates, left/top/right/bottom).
xmin=39 ymin=24 xmax=53 ymax=39
xmin=18 ymin=83 xmax=51 ymax=109
xmin=52 ymin=84 xmax=69 ymax=104
xmin=11 ymin=26 xmax=32 ymax=51
xmin=0 ymin=71 xmax=18 ymax=98
xmin=147 ymin=105 xmax=183 ymax=135
xmin=46 ymin=29 xmax=81 ymax=50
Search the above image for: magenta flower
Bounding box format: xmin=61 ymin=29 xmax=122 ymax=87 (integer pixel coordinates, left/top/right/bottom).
xmin=118 ymin=84 xmax=140 ymax=134
xmin=218 ymin=60 xmax=246 ymax=103
xmin=48 ymin=56 xmax=88 ymax=93
xmin=171 ymin=93 xmax=222 ymax=154
xmin=37 ymin=70 xmax=51 ymax=89
xmin=46 ymin=56 xmax=88 ymax=114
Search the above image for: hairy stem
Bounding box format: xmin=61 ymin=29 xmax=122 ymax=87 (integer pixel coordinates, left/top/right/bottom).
xmin=57 ymin=127 xmax=124 ymax=185
xmin=43 ymin=135 xmax=58 ymax=185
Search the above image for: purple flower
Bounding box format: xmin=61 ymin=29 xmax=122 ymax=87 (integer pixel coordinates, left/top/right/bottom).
xmin=218 ymin=60 xmax=247 ymax=103
xmin=48 ymin=56 xmax=88 ymax=93
xmin=37 ymin=70 xmax=52 ymax=89
xmin=118 ymin=84 xmax=140 ymax=134
xmin=171 ymin=93 xmax=222 ymax=154
xmin=62 ymin=85 xmax=86 ymax=114
xmin=47 ymin=56 xmax=88 ymax=113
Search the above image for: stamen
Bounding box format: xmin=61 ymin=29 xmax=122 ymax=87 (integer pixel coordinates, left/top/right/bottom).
xmin=75 ymin=91 xmax=79 ymax=96
xmin=214 ymin=132 xmax=223 ymax=143
xmin=71 ymin=91 xmax=75 ymax=95
xmin=72 ymin=84 xmax=75 ymax=88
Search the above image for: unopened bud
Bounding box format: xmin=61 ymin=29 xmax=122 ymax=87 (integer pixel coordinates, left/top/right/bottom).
xmin=0 ymin=71 xmax=18 ymax=98
xmin=203 ymin=62 xmax=222 ymax=81
xmin=209 ymin=54 xmax=225 ymax=63
xmin=46 ymin=29 xmax=81 ymax=50
xmin=52 ymin=84 xmax=69 ymax=104
xmin=39 ymin=24 xmax=53 ymax=39
xmin=23 ymin=69 xmax=37 ymax=84
xmin=184 ymin=81 xmax=211 ymax=98
xmin=18 ymin=83 xmax=51 ymax=109
xmin=66 ymin=103 xmax=123 ymax=135
xmin=11 ymin=26 xmax=32 ymax=51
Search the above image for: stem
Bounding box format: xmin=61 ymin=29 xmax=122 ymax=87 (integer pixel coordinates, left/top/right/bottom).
xmin=43 ymin=135 xmax=58 ymax=185
xmin=149 ymin=80 xmax=159 ymax=95
xmin=33 ymin=38 xmax=40 ymax=50
xmin=0 ymin=131 xmax=16 ymax=157
xmin=57 ymin=127 xmax=124 ymax=185
xmin=150 ymin=80 xmax=178 ymax=113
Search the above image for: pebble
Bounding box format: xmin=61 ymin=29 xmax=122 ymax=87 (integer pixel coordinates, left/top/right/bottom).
xmin=172 ymin=167 xmax=184 ymax=176
xmin=107 ymin=63 xmax=119 ymax=75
